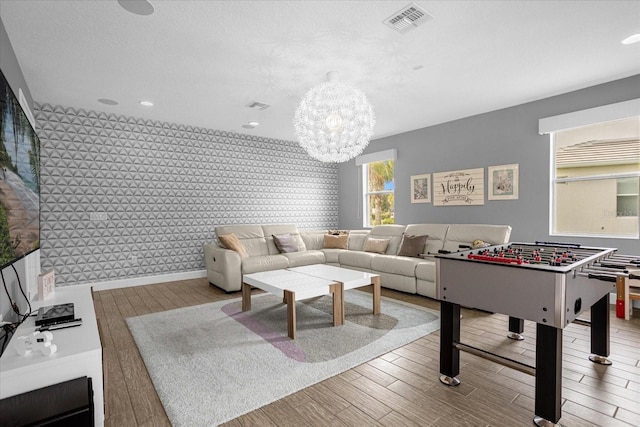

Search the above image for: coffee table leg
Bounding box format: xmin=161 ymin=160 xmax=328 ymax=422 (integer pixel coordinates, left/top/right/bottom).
xmin=331 ymin=282 xmax=344 ymax=326
xmin=285 ymin=289 xmax=296 ymax=339
xmin=242 ymin=282 xmax=252 ymax=311
xmin=372 ymin=276 xmax=381 ymax=315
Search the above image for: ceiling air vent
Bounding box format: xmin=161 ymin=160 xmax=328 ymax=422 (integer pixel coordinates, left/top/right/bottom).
xmin=246 ymin=101 xmax=270 ymax=110
xmin=384 ymin=3 xmax=433 ymax=34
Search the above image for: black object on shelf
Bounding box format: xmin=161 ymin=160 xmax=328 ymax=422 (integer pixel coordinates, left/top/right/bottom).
xmin=0 ymin=376 xmax=94 ymax=426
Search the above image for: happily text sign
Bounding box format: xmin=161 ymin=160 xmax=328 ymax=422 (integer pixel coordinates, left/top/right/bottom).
xmin=433 ymin=168 xmax=485 ymax=206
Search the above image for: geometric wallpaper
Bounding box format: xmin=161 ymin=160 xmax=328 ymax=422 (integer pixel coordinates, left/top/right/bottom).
xmin=35 ymin=103 xmax=338 ymax=286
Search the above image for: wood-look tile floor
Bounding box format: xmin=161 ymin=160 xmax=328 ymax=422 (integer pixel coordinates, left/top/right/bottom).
xmin=93 ymin=278 xmax=640 ymax=427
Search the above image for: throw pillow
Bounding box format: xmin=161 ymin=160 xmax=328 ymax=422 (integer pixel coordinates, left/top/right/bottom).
xmin=397 ymin=234 xmax=428 ymax=258
xmin=218 ymin=233 xmax=249 ymax=259
xmin=328 ymin=229 xmax=349 ymax=236
xmin=273 ymin=233 xmax=299 ymax=253
xmin=323 ymin=234 xmax=348 ymax=249
xmin=363 ymin=237 xmax=390 ymax=254
xmin=473 ymin=239 xmax=491 ymax=249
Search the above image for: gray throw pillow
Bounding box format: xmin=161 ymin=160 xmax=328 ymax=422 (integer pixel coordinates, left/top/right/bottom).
xmin=273 ymin=233 xmax=299 ymax=253
xmin=397 ymin=234 xmax=428 ymax=258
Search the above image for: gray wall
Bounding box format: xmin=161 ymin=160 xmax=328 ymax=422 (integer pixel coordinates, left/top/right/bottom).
xmin=339 ymin=74 xmax=640 ymax=254
xmin=35 ymin=103 xmax=338 ymax=286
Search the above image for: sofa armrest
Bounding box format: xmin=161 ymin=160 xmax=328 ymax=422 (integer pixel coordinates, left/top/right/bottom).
xmin=204 ymin=244 xmax=242 ymax=292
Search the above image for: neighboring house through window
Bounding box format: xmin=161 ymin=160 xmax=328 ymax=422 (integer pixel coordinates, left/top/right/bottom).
xmin=356 ymin=149 xmax=396 ymax=227
xmin=540 ymin=100 xmax=640 ymax=238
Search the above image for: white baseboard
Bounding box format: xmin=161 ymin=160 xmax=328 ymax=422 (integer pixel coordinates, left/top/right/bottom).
xmin=88 ymin=270 xmax=207 ymax=291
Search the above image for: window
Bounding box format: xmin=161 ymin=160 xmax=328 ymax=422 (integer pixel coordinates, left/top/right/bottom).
xmin=363 ymin=160 xmax=395 ymax=226
xmin=551 ymin=116 xmax=639 ymax=237
xmin=356 ymin=149 xmax=396 ymax=228
xmin=617 ymin=178 xmax=639 ymax=217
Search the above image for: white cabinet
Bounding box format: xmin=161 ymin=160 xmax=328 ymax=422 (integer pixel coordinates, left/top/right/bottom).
xmin=0 ymin=286 xmax=104 ymax=426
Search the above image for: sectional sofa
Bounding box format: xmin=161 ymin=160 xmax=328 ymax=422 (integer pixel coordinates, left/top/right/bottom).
xmin=203 ymin=223 xmax=512 ymax=298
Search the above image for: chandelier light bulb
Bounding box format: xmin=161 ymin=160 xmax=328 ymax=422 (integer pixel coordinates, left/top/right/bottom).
xmin=293 ymin=72 xmax=375 ymax=163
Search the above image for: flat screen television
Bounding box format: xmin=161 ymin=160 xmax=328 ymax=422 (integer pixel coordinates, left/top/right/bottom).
xmin=0 ymin=69 xmax=40 ymax=271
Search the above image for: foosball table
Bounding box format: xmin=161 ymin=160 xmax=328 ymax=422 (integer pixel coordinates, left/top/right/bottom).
xmin=436 ymin=242 xmax=638 ymax=426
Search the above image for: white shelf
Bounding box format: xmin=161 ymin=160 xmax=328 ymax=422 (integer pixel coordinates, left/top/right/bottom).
xmin=0 ymin=286 xmax=104 ymax=426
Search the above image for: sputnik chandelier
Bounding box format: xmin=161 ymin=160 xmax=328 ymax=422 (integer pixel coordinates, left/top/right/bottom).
xmin=293 ymin=72 xmax=375 ymax=163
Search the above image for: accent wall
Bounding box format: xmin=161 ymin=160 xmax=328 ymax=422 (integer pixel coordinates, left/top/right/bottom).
xmin=35 ymin=104 xmax=338 ymax=286
xmin=338 ymin=74 xmax=640 ymax=254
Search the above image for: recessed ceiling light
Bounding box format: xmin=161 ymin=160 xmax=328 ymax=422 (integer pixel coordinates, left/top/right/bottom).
xmin=98 ymin=98 xmax=118 ymax=105
xmin=248 ymin=121 xmax=259 ymax=126
xmin=621 ymin=33 xmax=640 ymax=45
xmin=242 ymin=124 xmax=255 ymax=129
xmin=139 ymin=100 xmax=154 ymax=107
xmin=118 ymin=0 xmax=154 ymax=16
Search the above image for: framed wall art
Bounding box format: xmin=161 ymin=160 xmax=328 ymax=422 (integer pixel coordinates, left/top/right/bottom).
xmin=433 ymin=168 xmax=485 ymax=206
xmin=488 ymin=164 xmax=519 ymax=200
xmin=411 ymin=174 xmax=431 ymax=203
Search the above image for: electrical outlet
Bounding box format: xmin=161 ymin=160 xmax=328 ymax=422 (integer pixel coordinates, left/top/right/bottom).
xmin=90 ymin=212 xmax=108 ymax=221
xmin=130 ymin=255 xmax=138 ymax=265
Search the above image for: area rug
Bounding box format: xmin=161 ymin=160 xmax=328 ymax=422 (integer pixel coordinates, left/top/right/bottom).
xmin=126 ymin=290 xmax=440 ymax=426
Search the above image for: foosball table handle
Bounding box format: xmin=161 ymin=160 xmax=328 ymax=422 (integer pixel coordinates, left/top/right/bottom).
xmin=587 ymin=273 xmax=617 ymax=282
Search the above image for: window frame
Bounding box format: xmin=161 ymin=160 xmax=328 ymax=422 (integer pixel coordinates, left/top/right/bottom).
xmin=355 ymin=149 xmax=397 ymax=229
xmin=362 ymin=161 xmax=395 ymax=228
xmin=548 ymin=123 xmax=639 ymax=239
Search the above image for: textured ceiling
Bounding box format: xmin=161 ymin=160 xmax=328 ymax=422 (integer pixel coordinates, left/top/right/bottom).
xmin=1 ymin=0 xmax=639 ymax=143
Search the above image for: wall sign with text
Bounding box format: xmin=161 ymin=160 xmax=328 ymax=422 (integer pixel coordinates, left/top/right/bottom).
xmin=433 ymin=168 xmax=485 ymax=206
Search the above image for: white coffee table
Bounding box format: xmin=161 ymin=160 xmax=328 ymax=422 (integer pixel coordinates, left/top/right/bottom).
xmin=288 ymin=264 xmax=381 ymax=322
xmin=242 ymin=269 xmax=343 ymax=339
xmin=242 ymin=265 xmax=381 ymax=339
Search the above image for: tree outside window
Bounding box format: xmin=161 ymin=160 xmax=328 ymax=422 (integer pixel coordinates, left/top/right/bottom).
xmin=364 ymin=160 xmax=394 ymax=227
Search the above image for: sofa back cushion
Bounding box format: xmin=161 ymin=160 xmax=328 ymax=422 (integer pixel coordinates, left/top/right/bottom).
xmin=369 ymin=225 xmax=407 ymax=255
xmin=442 ymin=224 xmax=512 ymax=252
xmin=300 ymin=231 xmax=326 ymax=250
xmin=262 ymin=224 xmax=307 ymax=255
xmin=347 ymin=230 xmax=369 ymax=251
xmin=405 ymin=224 xmax=450 ymax=255
xmin=215 ymin=225 xmax=268 ymax=257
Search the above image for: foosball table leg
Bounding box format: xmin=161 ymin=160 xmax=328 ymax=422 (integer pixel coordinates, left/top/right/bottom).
xmin=439 ymin=300 xmax=461 ymax=386
xmin=534 ymin=323 xmax=562 ymax=426
xmin=507 ymin=316 xmax=525 ymax=341
xmin=589 ymin=294 xmax=612 ymax=365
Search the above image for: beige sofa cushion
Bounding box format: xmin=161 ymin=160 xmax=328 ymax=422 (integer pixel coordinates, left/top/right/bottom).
xmin=216 ymin=225 xmax=267 ymax=257
xmin=371 ymin=255 xmax=423 ymax=276
xmin=300 ymin=231 xmax=325 ymax=250
xmin=369 ymin=225 xmax=407 ymax=255
xmin=442 ymin=224 xmax=512 ymax=252
xmin=322 ymin=248 xmax=345 ymax=264
xmin=415 ymin=261 xmax=436 ymax=281
xmin=339 ymin=251 xmax=376 ymax=270
xmin=283 ymin=250 xmax=325 ymax=267
xmin=347 ymin=231 xmax=369 ymax=251
xmin=241 ymin=255 xmax=289 ymax=274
